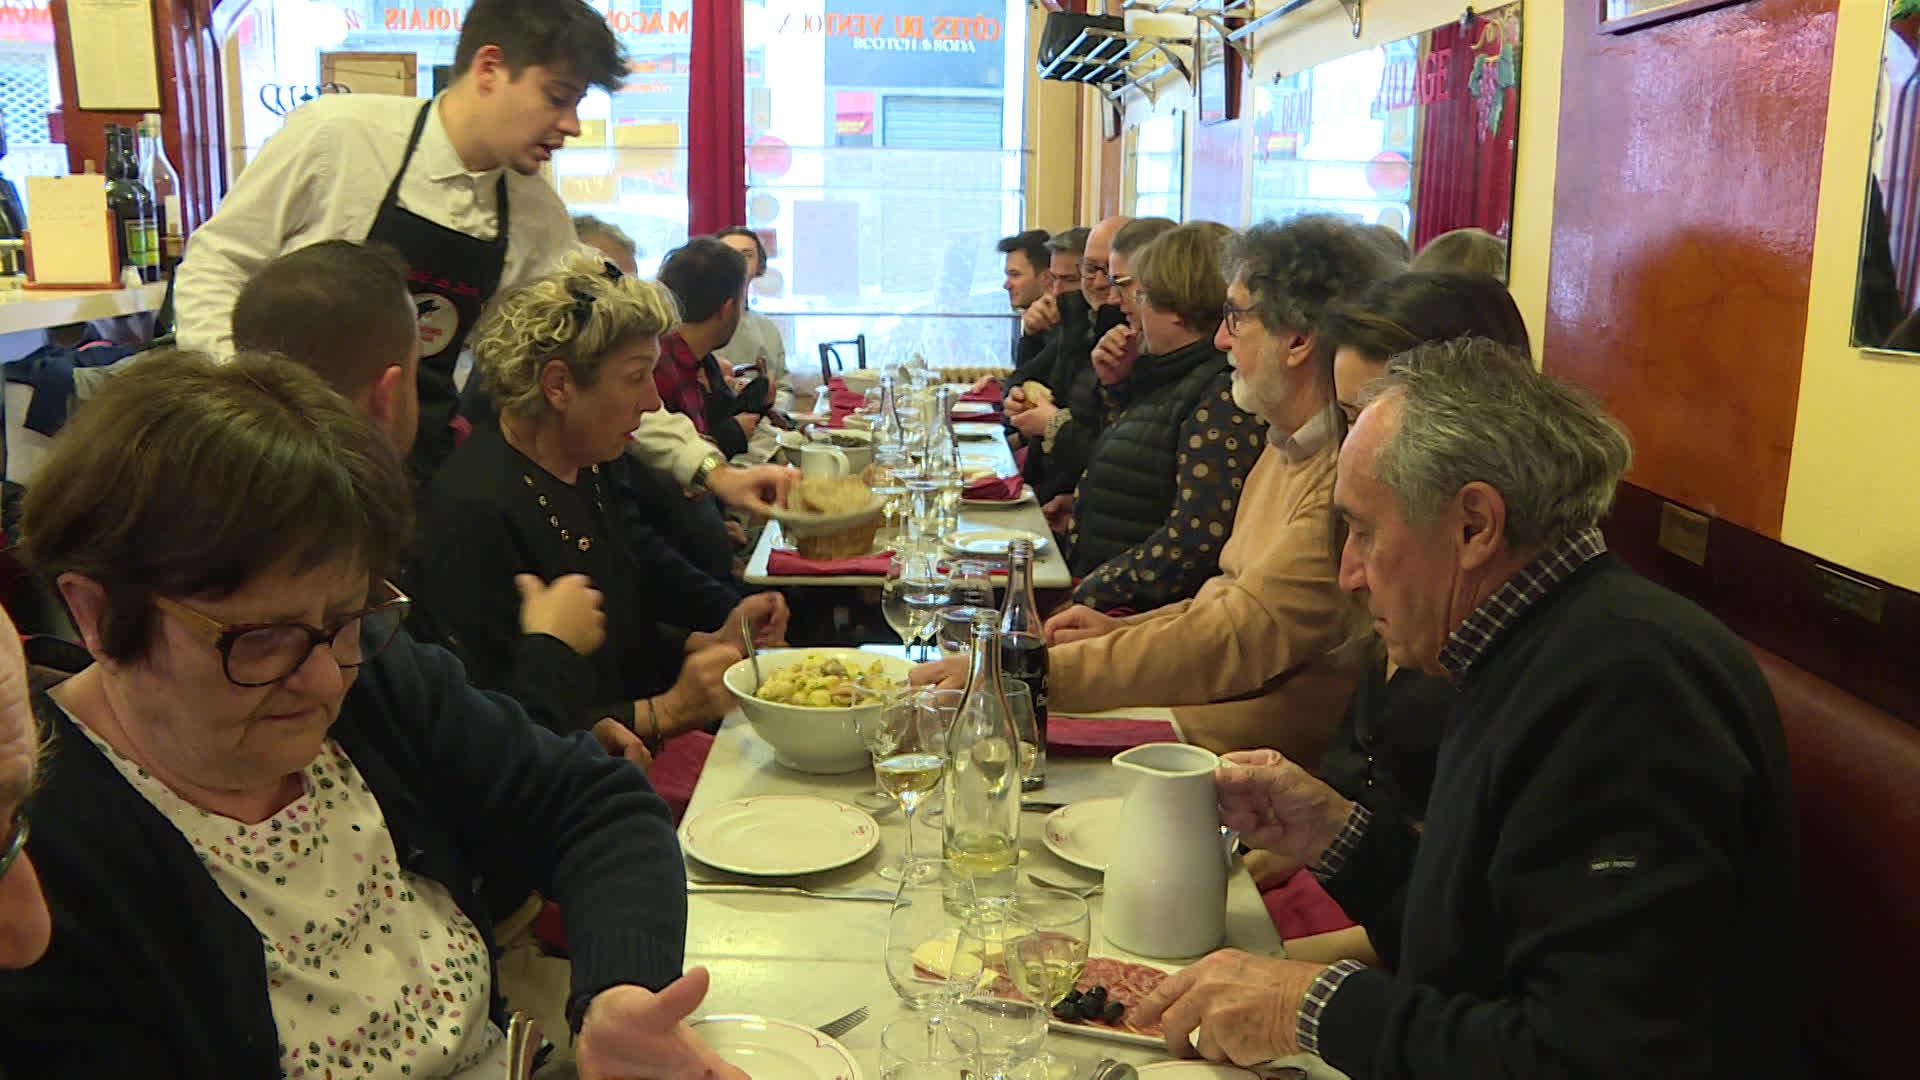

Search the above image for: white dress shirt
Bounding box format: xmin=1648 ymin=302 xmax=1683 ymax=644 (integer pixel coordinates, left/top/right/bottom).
xmin=173 ymin=92 xmax=716 ymax=483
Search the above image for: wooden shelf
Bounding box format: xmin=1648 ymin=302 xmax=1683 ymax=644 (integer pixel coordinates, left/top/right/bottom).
xmin=0 ymin=284 xmax=167 ymax=337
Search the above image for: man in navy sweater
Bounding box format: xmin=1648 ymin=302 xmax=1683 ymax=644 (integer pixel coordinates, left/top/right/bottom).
xmin=1134 ymin=338 xmax=1802 ymax=1079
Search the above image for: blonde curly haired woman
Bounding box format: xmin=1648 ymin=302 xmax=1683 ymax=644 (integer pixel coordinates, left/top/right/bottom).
xmin=413 ymin=255 xmax=780 ymax=775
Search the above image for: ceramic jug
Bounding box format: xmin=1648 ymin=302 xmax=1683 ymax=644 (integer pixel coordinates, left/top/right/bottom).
xmin=1101 ymin=742 xmax=1227 ymax=959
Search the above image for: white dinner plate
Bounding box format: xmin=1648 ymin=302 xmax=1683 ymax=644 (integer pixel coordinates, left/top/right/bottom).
xmin=769 ymin=522 xmax=891 ymax=557
xmin=1042 ymin=796 xmax=1123 ymax=872
xmin=945 ymin=527 xmax=1052 ymax=558
xmin=954 ymin=421 xmax=1005 ymax=441
xmin=1140 ymin=1063 xmax=1260 ymax=1079
xmin=950 ymin=400 xmax=998 ymax=418
xmin=680 ymin=796 xmax=880 ymax=876
xmin=691 ymin=1015 xmax=863 ymax=1080
xmin=961 ymin=488 xmax=1038 ymax=508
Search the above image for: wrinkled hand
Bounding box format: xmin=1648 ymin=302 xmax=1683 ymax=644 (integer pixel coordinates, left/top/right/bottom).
xmin=908 ymin=654 xmax=968 ymax=691
xmin=969 ymin=375 xmax=1000 ymax=395
xmin=1009 ymin=399 xmax=1057 ymax=438
xmin=1004 ymin=385 xmax=1032 ymax=417
xmin=1022 ymin=292 xmax=1061 ymax=336
xmin=730 ymin=592 xmax=790 ymax=647
xmin=1215 ymin=749 xmax=1354 ymax=869
xmin=516 ymin=573 xmax=607 ymax=656
xmin=1130 ymin=949 xmax=1327 ymax=1065
xmin=591 ymin=717 xmax=655 ymax=772
xmin=575 ymin=970 xmax=747 ymax=1080
xmin=1092 ymin=325 xmax=1139 ymax=385
xmin=1042 ymin=603 xmax=1118 ymax=646
xmin=706 ymin=463 xmax=798 ymax=515
xmin=659 ymin=643 xmax=744 ymax=733
xmin=1041 ymin=493 xmax=1074 ymax=534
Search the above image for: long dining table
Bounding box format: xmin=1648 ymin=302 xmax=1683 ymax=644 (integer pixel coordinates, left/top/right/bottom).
xmin=678 ymin=662 xmax=1344 ymax=1079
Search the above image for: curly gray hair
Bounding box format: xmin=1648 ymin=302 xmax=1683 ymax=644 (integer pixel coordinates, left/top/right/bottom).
xmin=1359 ymin=337 xmax=1633 ymax=548
xmin=1222 ymin=215 xmax=1399 ymax=336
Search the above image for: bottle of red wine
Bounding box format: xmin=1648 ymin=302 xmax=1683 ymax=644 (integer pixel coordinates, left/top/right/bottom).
xmin=103 ymin=125 xmax=151 ymax=286
xmin=999 ymin=538 xmax=1048 ymax=790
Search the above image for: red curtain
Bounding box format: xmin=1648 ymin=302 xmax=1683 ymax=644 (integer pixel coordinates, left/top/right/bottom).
xmin=687 ymin=0 xmax=747 ymax=238
xmin=1411 ymin=18 xmax=1520 ymax=250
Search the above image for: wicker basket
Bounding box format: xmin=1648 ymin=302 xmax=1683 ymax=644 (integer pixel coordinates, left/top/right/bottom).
xmin=786 ymin=515 xmax=884 ymax=560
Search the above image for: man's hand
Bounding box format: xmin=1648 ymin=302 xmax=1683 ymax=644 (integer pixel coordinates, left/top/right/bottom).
xmin=969 ymin=374 xmax=1000 ymax=395
xmin=706 ymin=463 xmax=798 ymax=515
xmin=1092 ymin=325 xmax=1139 ymax=386
xmin=729 ymin=592 xmax=790 ymax=647
xmin=591 ymin=717 xmax=655 ymax=772
xmin=1129 ymin=949 xmax=1328 ymax=1065
xmin=1041 ymin=493 xmax=1074 ymax=534
xmin=1043 ymin=603 xmax=1118 ymax=646
xmin=908 ymin=654 xmax=968 ymax=691
xmin=575 ymin=970 xmax=747 ymax=1080
xmin=658 ymin=643 xmax=744 ymax=734
xmin=1215 ymin=749 xmax=1355 ymax=869
xmin=1004 ymin=385 xmax=1032 ymax=417
xmin=1022 ymin=292 xmax=1062 ymax=337
xmin=516 ymin=573 xmax=607 ymax=656
xmin=1009 ymin=399 xmax=1057 ymax=438
xmin=724 ymin=520 xmax=748 ymax=548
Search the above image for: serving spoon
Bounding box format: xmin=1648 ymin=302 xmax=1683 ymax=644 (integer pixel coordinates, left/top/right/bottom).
xmin=740 ymin=615 xmax=764 ymax=692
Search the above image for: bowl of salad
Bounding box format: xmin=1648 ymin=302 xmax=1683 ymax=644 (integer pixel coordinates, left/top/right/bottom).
xmin=725 ymin=648 xmax=913 ymax=774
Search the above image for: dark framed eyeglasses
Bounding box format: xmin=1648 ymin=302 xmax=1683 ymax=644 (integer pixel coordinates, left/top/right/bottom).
xmin=0 ymin=812 xmax=28 ymax=881
xmin=1079 ymin=260 xmax=1110 ymax=282
xmin=1222 ymin=300 xmax=1256 ymax=337
xmin=153 ymin=581 xmax=412 ymax=688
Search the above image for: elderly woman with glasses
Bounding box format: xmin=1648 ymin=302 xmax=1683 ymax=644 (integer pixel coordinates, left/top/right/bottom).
xmin=413 ymin=255 xmax=779 ymax=768
xmin=0 ymin=352 xmax=740 ymax=1077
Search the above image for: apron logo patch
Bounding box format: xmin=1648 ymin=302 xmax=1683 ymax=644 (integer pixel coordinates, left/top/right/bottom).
xmin=1588 ymin=855 xmax=1639 ymax=875
xmin=413 ymin=293 xmax=462 ymax=358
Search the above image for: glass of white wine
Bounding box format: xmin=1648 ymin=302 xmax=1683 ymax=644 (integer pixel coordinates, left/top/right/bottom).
xmin=873 ymin=687 xmax=948 ymax=881
xmin=946 ymin=902 xmax=1051 ymax=1080
xmin=1003 ymin=885 xmax=1092 ymax=1074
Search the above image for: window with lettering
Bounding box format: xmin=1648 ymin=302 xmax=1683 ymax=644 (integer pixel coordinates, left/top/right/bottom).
xmin=1249 ymin=40 xmax=1416 ymax=236
xmin=740 ymin=0 xmax=1029 ymax=387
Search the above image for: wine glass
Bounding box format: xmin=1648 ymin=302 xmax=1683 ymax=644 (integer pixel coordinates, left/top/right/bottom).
xmin=937 ymin=605 xmax=995 ymax=657
xmin=946 ymin=902 xmax=1051 ymax=1080
xmin=872 ymin=687 xmax=948 ymax=881
xmin=882 ymin=857 xmax=971 ymax=1011
xmin=878 ymin=1015 xmax=981 ymax=1080
xmin=852 ymin=687 xmax=907 ymax=814
xmin=1001 ymin=886 xmax=1092 ymax=1076
xmin=912 ymin=688 xmax=963 ymax=832
xmin=950 ymin=559 xmax=995 ymax=607
xmin=998 ymin=679 xmax=1040 ymax=787
xmin=883 ymin=552 xmax=942 ymax=657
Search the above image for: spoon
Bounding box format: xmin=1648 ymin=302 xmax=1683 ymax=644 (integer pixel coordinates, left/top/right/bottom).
xmin=740 ymin=615 xmax=763 ymax=692
xmin=1089 ymin=1059 xmax=1137 ymax=1080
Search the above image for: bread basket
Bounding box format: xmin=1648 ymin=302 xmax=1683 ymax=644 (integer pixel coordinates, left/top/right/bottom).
xmin=768 ymin=478 xmax=888 ymax=559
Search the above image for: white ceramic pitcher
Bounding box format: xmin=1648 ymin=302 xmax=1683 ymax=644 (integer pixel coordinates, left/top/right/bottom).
xmin=1101 ymin=742 xmax=1227 ymax=959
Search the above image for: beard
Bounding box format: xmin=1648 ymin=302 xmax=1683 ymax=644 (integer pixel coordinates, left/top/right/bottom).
xmin=1229 ymin=370 xmax=1266 ymax=417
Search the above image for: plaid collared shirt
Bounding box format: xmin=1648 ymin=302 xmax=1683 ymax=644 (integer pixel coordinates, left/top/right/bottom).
xmin=1294 ymin=526 xmax=1610 ymax=1059
xmin=655 ymin=332 xmax=711 ymax=435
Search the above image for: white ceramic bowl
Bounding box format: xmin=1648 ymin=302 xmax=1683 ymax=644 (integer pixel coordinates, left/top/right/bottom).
xmin=724 ymin=648 xmax=913 ymax=774
xmin=840 ymin=369 xmax=884 ymax=393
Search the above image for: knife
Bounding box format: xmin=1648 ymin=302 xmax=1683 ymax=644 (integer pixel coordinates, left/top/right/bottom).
xmin=687 ymin=882 xmax=897 ymax=902
xmin=1021 ymin=799 xmax=1070 ymax=812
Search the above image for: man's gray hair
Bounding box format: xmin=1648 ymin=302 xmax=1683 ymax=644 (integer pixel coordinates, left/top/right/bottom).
xmin=1222 ymin=215 xmax=1399 ymax=336
xmin=1359 ymin=337 xmax=1633 ymax=548
xmin=1045 ymin=227 xmax=1091 ymax=257
xmin=572 ymin=214 xmax=636 ymax=258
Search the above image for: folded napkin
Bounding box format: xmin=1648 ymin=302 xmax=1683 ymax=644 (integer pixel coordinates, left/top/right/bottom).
xmin=962 ymin=474 xmax=1025 ymax=501
xmin=1046 ymin=714 xmax=1180 ymax=755
xmin=768 ymin=549 xmax=894 ymax=576
xmin=961 ymin=382 xmax=1004 ymax=405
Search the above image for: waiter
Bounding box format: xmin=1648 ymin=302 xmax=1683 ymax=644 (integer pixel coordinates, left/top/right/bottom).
xmin=173 ymin=0 xmax=787 ymax=511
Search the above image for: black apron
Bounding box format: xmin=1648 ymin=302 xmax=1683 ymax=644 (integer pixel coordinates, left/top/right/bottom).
xmin=365 ymin=101 xmax=509 ymax=482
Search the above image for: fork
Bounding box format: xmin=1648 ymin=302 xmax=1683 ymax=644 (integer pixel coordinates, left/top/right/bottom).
xmin=816 ymin=1004 xmax=870 ymax=1039
xmin=1027 ymin=872 xmax=1102 ymax=898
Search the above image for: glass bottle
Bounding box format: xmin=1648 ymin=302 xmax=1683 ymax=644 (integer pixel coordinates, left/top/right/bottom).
xmin=120 ymin=125 xmax=158 ymax=282
xmin=103 ymin=125 xmax=149 ymax=286
xmin=139 ymin=113 xmax=184 ymax=273
xmin=999 ymin=540 xmax=1049 ymax=789
xmin=878 ymin=374 xmax=907 ymax=451
xmin=943 ymin=611 xmax=1022 ymax=898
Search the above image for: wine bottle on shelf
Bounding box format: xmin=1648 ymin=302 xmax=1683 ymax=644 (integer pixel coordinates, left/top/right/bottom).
xmin=139 ymin=113 xmax=185 ymax=273
xmin=942 ymin=610 xmax=1022 ymax=899
xmin=103 ymin=125 xmax=149 ymax=287
xmin=120 ymin=125 xmax=159 ymax=283
xmin=999 ymin=538 xmax=1049 ymax=790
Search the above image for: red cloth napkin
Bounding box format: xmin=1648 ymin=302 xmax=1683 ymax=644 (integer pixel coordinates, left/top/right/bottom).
xmin=768 ymin=549 xmax=894 ymax=576
xmin=1260 ymin=867 xmax=1357 ymax=939
xmin=961 ymin=382 xmax=1004 ymax=405
xmin=1046 ymin=714 xmax=1180 ymax=755
xmin=962 ymin=474 xmax=1025 ymax=501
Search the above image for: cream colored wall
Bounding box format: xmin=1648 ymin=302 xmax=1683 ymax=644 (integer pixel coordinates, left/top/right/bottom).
xmin=1074 ymin=0 xmax=1563 ymax=354
xmin=1027 ymin=6 xmax=1087 ymax=231
xmin=1783 ymin=4 xmax=1920 ymax=592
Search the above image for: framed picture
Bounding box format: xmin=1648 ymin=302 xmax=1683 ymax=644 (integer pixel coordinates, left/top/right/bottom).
xmin=1195 ymin=19 xmax=1240 ymax=126
xmin=1598 ymin=0 xmax=1749 ymax=34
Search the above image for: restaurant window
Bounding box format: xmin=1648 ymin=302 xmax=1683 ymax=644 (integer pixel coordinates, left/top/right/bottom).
xmin=220 ymin=0 xmax=692 ymax=273
xmin=0 ymin=0 xmax=68 ymax=212
xmin=1248 ymin=39 xmax=1416 ymax=236
xmin=1126 ymin=110 xmax=1185 ymax=221
xmin=741 ymin=0 xmax=1028 ymax=385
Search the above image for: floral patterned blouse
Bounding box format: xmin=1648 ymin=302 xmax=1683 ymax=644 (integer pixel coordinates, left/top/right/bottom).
xmin=73 ymin=720 xmax=505 ymax=1078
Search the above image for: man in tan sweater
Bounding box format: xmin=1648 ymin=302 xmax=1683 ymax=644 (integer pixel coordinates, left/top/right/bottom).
xmin=914 ymin=218 xmax=1396 ymax=764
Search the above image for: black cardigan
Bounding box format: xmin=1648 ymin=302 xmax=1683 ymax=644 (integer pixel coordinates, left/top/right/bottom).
xmin=0 ymin=633 xmax=687 ymax=1077
xmin=414 ymin=422 xmax=718 ymax=734
xmin=1317 ymin=555 xmax=1803 ymax=1079
xmin=1315 ymin=644 xmax=1452 ymax=828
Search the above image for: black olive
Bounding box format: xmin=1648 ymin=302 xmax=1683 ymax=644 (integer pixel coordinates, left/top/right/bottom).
xmin=1053 ymin=1001 xmax=1079 ymax=1020
xmin=1084 ymin=985 xmax=1108 ymax=1009
xmin=1102 ymin=1000 xmax=1125 ymax=1024
xmin=1061 ymin=988 xmax=1083 ymax=1006
xmin=1075 ymin=995 xmax=1103 ymax=1022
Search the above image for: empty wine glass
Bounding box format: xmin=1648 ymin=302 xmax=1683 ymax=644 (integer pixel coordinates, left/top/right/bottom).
xmin=884 ymin=552 xmax=944 ymax=657
xmin=879 ymin=1015 xmax=981 ymax=1080
xmin=937 ymin=605 xmax=996 ymax=657
xmin=999 ymin=679 xmax=1039 ymax=785
xmin=950 ymin=559 xmax=995 ymax=607
xmin=947 ymin=902 xmax=1050 ymax=1080
xmin=873 ymin=687 xmax=948 ymax=881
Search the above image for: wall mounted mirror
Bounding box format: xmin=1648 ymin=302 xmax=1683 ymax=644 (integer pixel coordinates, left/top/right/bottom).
xmin=1854 ymin=1 xmax=1920 ymax=351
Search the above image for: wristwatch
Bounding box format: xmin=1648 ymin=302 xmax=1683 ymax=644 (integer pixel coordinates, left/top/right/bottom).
xmin=692 ymin=451 xmax=725 ymax=489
